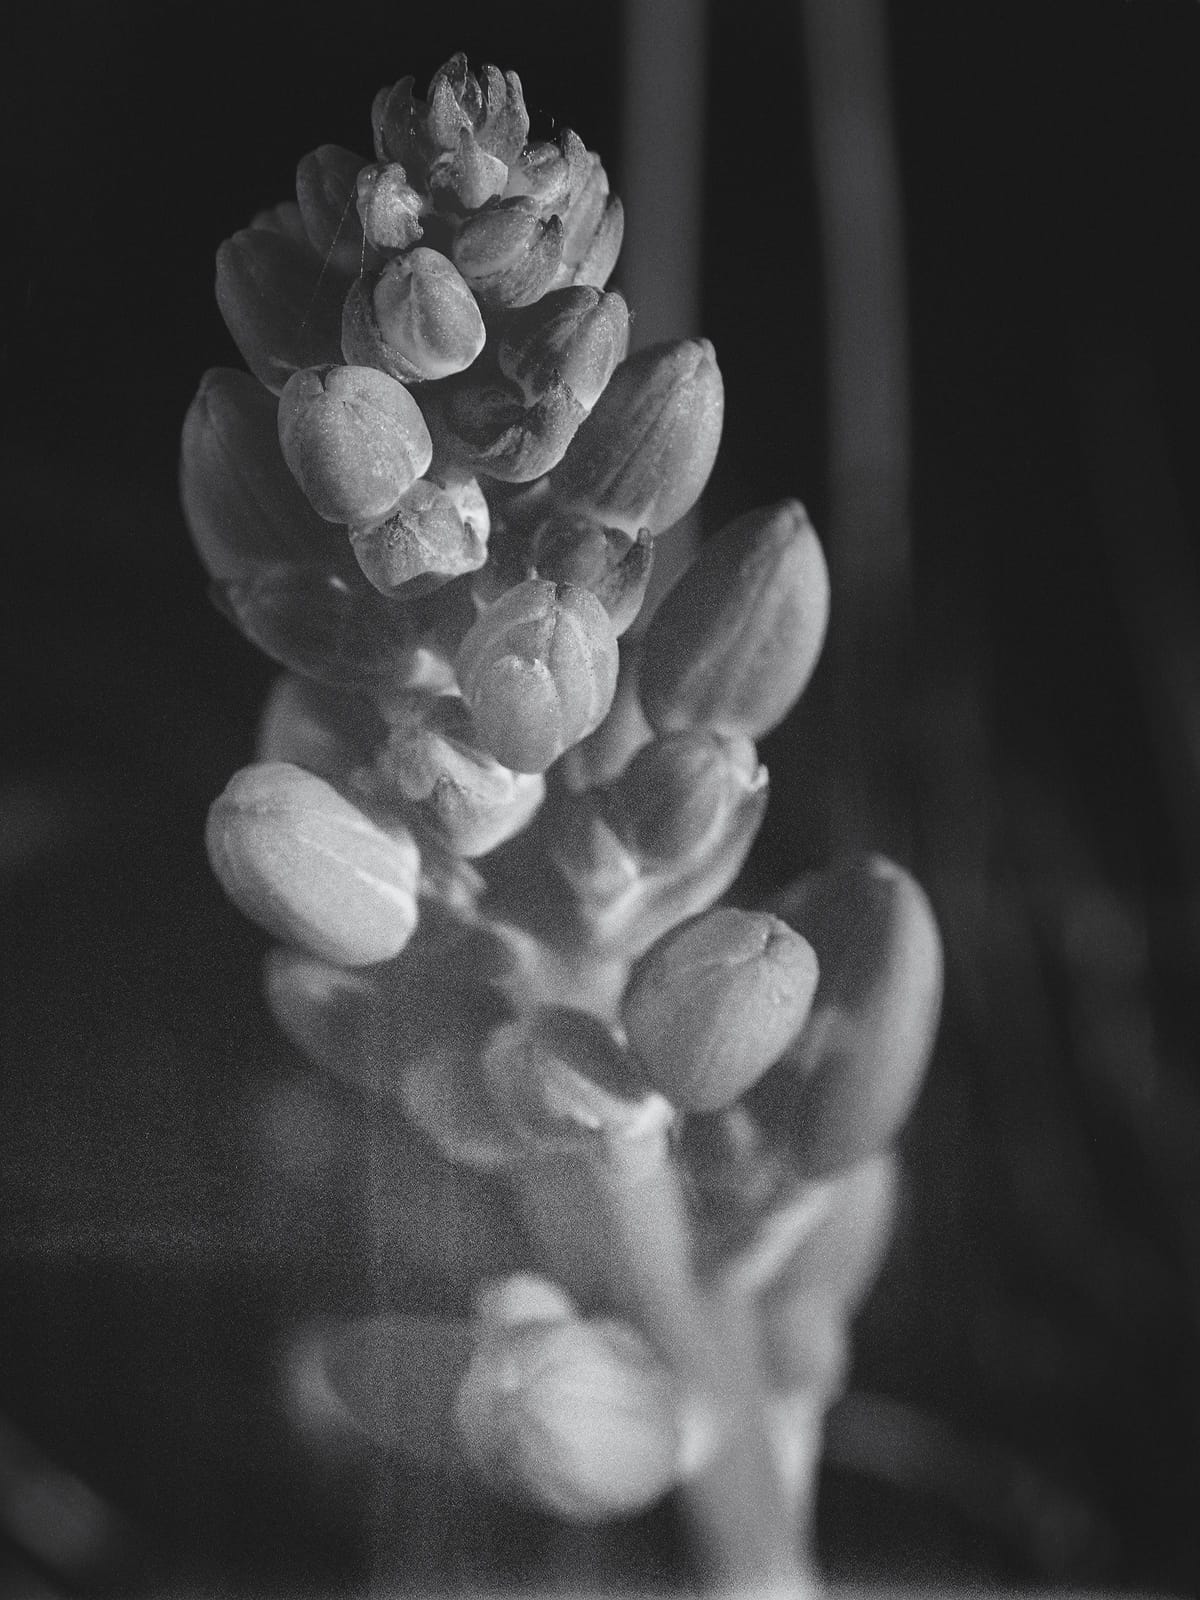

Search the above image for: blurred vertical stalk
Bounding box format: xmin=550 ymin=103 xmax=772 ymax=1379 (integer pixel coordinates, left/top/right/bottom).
xmin=620 ymin=0 xmax=709 ymax=609
xmin=800 ymin=0 xmax=913 ymax=854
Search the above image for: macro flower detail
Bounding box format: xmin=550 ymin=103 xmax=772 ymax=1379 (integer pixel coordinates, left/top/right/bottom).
xmin=181 ymin=48 xmax=942 ymax=1595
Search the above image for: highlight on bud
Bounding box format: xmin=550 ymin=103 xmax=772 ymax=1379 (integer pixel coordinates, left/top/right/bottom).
xmin=639 ymin=500 xmax=831 ymax=738
xmin=454 ymin=1312 xmax=683 ymax=1521
xmin=350 ymin=475 xmax=488 ymax=595
xmin=277 ymin=365 xmax=433 ymax=525
xmin=215 ymin=225 xmax=345 ymax=394
xmin=497 ymin=286 xmax=629 ymax=413
xmin=365 ymin=691 xmax=545 ymax=857
xmin=551 ymin=339 xmax=724 ymax=538
xmin=622 ymin=909 xmax=820 ymax=1112
xmin=205 ymin=762 xmax=420 ymax=966
xmin=745 ymin=856 xmax=943 ymax=1177
xmin=342 ymin=249 xmax=485 ymax=384
xmin=452 ymin=197 xmax=564 ymax=308
xmin=455 ymin=579 xmax=619 ymax=773
xmin=355 ymin=161 xmax=424 ymax=252
xmin=481 ymin=1006 xmax=671 ymax=1151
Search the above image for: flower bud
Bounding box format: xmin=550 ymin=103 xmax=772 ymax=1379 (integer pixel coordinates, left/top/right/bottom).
xmin=215 ymin=226 xmax=345 ymax=394
xmin=426 ymin=55 xmax=530 ymax=166
xmin=296 ymin=145 xmax=381 ymax=275
xmin=250 ymin=200 xmax=310 ymax=244
xmin=622 ymin=910 xmax=820 ymax=1112
xmin=428 ymin=128 xmax=509 ymax=211
xmin=529 ymin=515 xmax=652 ymax=635
xmin=640 ymin=501 xmax=830 ymax=738
xmin=206 ymin=762 xmax=420 ymax=965
xmin=277 ymin=365 xmax=432 ymax=524
xmin=372 ymin=75 xmax=426 ymax=171
xmin=255 ymin=673 xmax=383 ymax=781
xmin=342 ymin=249 xmax=485 ymax=384
xmin=559 ymin=640 xmax=654 ymax=792
xmin=744 ymin=857 xmax=942 ymax=1176
xmin=433 ymin=373 xmax=585 ymax=482
xmin=555 ymin=155 xmax=621 ymax=284
xmin=454 ymin=1314 xmax=682 ymax=1520
xmin=504 ymin=129 xmax=590 ymax=212
xmin=481 ymin=1006 xmax=671 ymax=1152
xmin=216 ymin=564 xmax=424 ymax=689
xmin=181 ymin=369 xmax=340 ymax=584
xmin=551 ymin=340 xmax=724 ymax=537
xmin=350 ymin=475 xmax=488 ymax=596
xmin=355 ymin=161 xmax=424 ymax=252
xmin=452 ymin=198 xmax=564 ymax=308
xmin=605 ymin=731 xmax=761 ymax=864
xmin=365 ymin=692 xmax=545 ymax=857
xmin=761 ymin=1154 xmax=899 ymax=1313
xmin=455 ymin=579 xmax=619 ymax=773
xmin=496 ymin=287 xmax=629 ymax=412
xmin=475 ymin=1273 xmax=575 ymax=1332
xmin=572 ymin=196 xmax=625 ymax=290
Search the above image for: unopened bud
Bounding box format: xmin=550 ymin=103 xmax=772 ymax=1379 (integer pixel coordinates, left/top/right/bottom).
xmin=365 ymin=692 xmax=545 ymax=857
xmin=181 ymin=369 xmax=338 ymax=584
xmin=623 ymin=909 xmax=819 ymax=1112
xmin=429 ymin=128 xmax=509 ymax=210
xmin=481 ymin=1006 xmax=670 ymax=1152
xmin=426 ymin=55 xmax=529 ymax=167
xmin=372 ymin=75 xmax=426 ymax=173
xmin=497 ymin=286 xmax=629 ymax=412
xmin=572 ymin=196 xmax=625 ymax=290
xmin=452 ymin=198 xmax=564 ymax=308
xmin=355 ymin=161 xmax=424 ymax=251
xmin=455 ymin=579 xmax=619 ymax=773
xmin=505 ymin=129 xmax=589 ymax=212
xmin=433 ymin=373 xmax=585 ymax=482
xmin=277 ymin=365 xmax=432 ymax=524
xmin=762 ymin=1155 xmax=899 ymax=1313
xmin=215 ymin=227 xmax=345 ymax=394
xmin=455 ymin=1313 xmax=682 ymax=1520
xmin=606 ymin=731 xmax=761 ymax=863
xmin=551 ymin=340 xmax=724 ymax=537
xmin=640 ymin=501 xmax=830 ymax=738
xmin=529 ymin=515 xmax=652 ymax=635
xmin=559 ymin=640 xmax=654 ymax=791
xmin=206 ymin=762 xmax=420 ymax=966
xmin=555 ymin=155 xmax=621 ymax=285
xmin=350 ymin=475 xmax=488 ymax=595
xmin=342 ymin=249 xmax=485 ymax=384
xmin=745 ymin=857 xmax=942 ymax=1176
xmin=216 ymin=564 xmax=424 ymax=689
xmin=297 ymin=145 xmax=381 ymax=275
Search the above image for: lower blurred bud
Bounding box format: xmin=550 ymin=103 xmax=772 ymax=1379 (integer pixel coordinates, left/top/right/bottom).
xmin=745 ymin=857 xmax=943 ymax=1177
xmin=297 ymin=145 xmax=381 ymax=275
xmin=475 ymin=1272 xmax=575 ymax=1332
xmin=455 ymin=579 xmax=619 ymax=773
xmin=606 ymin=731 xmax=761 ymax=864
xmin=350 ymin=475 xmax=489 ymax=596
xmin=215 ymin=226 xmax=345 ymax=394
xmin=622 ymin=909 xmax=820 ymax=1112
xmin=454 ymin=1314 xmax=683 ymax=1521
xmin=206 ymin=762 xmax=420 ymax=965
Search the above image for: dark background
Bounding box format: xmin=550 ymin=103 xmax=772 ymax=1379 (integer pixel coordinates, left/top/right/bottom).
xmin=2 ymin=1 xmax=1200 ymax=1593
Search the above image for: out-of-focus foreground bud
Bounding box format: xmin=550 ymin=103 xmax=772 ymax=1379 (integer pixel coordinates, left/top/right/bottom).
xmin=606 ymin=732 xmax=761 ymax=866
xmin=342 ymin=249 xmax=485 ymax=383
xmin=496 ymin=287 xmax=629 ymax=413
xmin=181 ymin=369 xmax=341 ymax=583
xmin=296 ymin=145 xmax=381 ymax=275
xmin=216 ymin=224 xmax=345 ymax=394
xmin=454 ymin=1311 xmax=683 ymax=1521
xmin=745 ymin=857 xmax=942 ymax=1177
xmin=453 ymin=198 xmax=564 ymax=308
xmin=639 ymin=501 xmax=830 ymax=737
xmin=255 ymin=673 xmax=384 ymax=783
xmin=455 ymin=579 xmax=619 ymax=773
xmin=277 ymin=365 xmax=433 ymax=525
xmin=215 ymin=564 xmax=427 ymax=690
xmin=481 ymin=1006 xmax=672 ymax=1153
xmin=365 ymin=691 xmax=545 ymax=857
xmin=350 ymin=475 xmax=489 ymax=595
xmin=622 ymin=909 xmax=819 ymax=1112
xmin=528 ymin=516 xmax=653 ymax=635
xmin=206 ymin=762 xmax=420 ymax=966
xmin=551 ymin=340 xmax=724 ymax=537
xmin=355 ymin=161 xmax=424 ymax=251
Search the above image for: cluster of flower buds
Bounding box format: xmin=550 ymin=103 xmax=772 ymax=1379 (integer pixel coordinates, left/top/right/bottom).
xmin=183 ymin=51 xmax=941 ymax=1554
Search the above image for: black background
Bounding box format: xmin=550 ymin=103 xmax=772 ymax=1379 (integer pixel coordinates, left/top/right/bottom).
xmin=2 ymin=1 xmax=1200 ymax=1593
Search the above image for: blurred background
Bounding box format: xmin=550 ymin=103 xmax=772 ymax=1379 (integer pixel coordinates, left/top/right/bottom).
xmin=2 ymin=0 xmax=1199 ymax=1592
